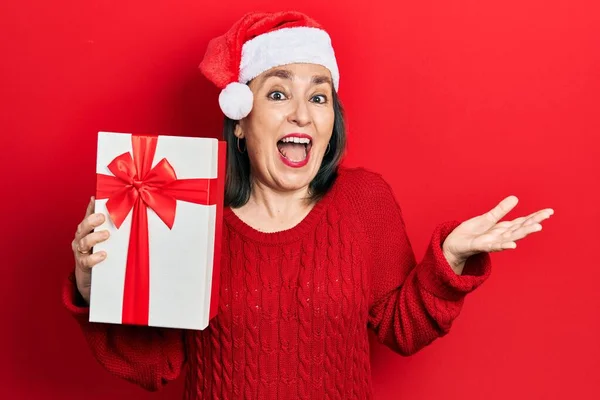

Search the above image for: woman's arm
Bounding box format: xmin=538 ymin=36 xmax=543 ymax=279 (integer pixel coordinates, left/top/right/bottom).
xmin=349 ymin=169 xmax=492 ymax=355
xmin=62 ymin=271 xmax=187 ymax=391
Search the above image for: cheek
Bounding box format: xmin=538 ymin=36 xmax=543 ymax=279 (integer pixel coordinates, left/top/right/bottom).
xmin=315 ymin=110 xmax=335 ymax=139
xmin=253 ymin=99 xmax=288 ymax=126
xmin=244 ymin=106 xmax=286 ymax=155
xmin=246 ymin=136 xmax=273 ymax=163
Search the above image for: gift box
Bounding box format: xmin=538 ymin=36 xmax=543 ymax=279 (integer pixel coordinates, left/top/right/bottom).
xmin=89 ymin=132 xmax=226 ymax=330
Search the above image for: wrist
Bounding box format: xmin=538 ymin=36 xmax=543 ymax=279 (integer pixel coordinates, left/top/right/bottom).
xmin=74 ymin=283 xmax=90 ymax=306
xmin=442 ymin=248 xmax=466 ymax=275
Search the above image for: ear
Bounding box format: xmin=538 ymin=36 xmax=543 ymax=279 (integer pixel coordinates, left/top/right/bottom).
xmin=234 ymin=122 xmax=245 ymax=139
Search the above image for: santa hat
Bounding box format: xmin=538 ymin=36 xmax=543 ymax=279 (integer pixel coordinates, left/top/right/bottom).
xmin=198 ymin=11 xmax=340 ymax=120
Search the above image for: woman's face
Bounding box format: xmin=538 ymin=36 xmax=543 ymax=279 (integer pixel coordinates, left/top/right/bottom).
xmin=235 ymin=62 xmax=335 ymax=195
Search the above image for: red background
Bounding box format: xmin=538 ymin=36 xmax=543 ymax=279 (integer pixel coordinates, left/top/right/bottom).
xmin=1 ymin=0 xmax=599 ymax=399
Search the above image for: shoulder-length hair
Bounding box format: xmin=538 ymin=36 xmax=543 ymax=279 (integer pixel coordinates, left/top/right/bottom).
xmin=223 ymin=88 xmax=347 ymax=208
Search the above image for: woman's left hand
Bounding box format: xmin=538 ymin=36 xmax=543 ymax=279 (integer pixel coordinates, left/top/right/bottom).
xmin=442 ymin=195 xmax=554 ymax=275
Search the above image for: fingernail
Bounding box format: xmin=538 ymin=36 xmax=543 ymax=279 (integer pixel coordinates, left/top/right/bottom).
xmin=94 ymin=213 xmax=104 ymax=223
xmin=99 ymin=252 xmax=106 ymax=259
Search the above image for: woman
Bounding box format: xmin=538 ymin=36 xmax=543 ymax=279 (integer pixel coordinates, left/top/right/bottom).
xmin=64 ymin=10 xmax=554 ymax=399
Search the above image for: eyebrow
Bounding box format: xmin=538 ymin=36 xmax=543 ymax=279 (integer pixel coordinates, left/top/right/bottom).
xmin=261 ymin=69 xmax=293 ymax=82
xmin=259 ymin=68 xmax=333 ymax=88
xmin=311 ymin=75 xmax=333 ymax=87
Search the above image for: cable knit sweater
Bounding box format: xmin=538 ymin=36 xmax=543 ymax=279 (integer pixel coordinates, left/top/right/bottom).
xmin=62 ymin=166 xmax=492 ymax=399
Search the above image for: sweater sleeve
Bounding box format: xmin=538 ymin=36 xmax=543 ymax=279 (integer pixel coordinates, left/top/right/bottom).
xmin=349 ymin=169 xmax=492 ymax=356
xmin=62 ymin=270 xmax=187 ymax=391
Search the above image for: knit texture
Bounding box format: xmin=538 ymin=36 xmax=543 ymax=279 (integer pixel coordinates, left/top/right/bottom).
xmin=62 ymin=166 xmax=492 ymax=399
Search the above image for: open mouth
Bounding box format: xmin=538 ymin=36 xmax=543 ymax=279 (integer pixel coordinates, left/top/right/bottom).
xmin=276 ymin=136 xmax=312 ymax=163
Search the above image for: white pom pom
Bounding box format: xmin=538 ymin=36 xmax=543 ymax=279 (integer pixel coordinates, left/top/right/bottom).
xmin=218 ymin=82 xmax=253 ymax=120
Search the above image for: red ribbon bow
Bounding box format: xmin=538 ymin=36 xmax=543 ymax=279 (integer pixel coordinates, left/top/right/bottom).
xmin=96 ymin=134 xmax=220 ymax=325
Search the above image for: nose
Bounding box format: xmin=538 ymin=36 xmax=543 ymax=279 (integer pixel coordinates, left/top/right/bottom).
xmin=287 ymin=97 xmax=311 ymax=127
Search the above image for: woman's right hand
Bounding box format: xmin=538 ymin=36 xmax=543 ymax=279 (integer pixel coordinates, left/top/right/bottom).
xmin=71 ymin=196 xmax=110 ymax=304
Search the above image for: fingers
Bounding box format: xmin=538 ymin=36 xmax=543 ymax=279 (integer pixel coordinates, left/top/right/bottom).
xmin=77 ymin=196 xmax=96 ymax=241
xmin=72 ymin=196 xmax=109 ymax=276
xmin=85 ymin=196 xmax=95 ymax=218
xmin=493 ymin=207 xmax=554 ymax=235
xmin=506 ymin=208 xmax=554 ymax=235
xmin=488 ymin=206 xmax=554 ymax=251
xmin=73 ymin=195 xmax=109 ymax=258
xmin=497 ymin=241 xmax=517 ymax=250
xmin=486 ymin=195 xmax=519 ymax=224
xmin=74 ymin=229 xmax=110 ymax=255
xmin=522 ymin=208 xmax=554 ymax=226
xmin=502 ymin=218 xmax=544 ymax=242
xmin=75 ymin=210 xmax=106 ymax=242
xmin=76 ymin=250 xmax=107 ymax=273
xmin=497 ymin=211 xmax=541 ymax=233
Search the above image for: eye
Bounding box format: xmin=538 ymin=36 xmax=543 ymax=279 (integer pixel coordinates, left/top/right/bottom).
xmin=268 ymin=91 xmax=287 ymax=101
xmin=311 ymin=94 xmax=328 ymax=104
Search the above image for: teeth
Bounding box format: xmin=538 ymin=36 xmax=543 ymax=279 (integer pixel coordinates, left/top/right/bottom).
xmin=281 ymin=137 xmax=310 ymax=144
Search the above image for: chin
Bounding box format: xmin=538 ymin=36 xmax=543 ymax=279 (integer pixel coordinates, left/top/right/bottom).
xmin=273 ymin=167 xmax=316 ymax=190
xmin=272 ymin=157 xmax=321 ymax=192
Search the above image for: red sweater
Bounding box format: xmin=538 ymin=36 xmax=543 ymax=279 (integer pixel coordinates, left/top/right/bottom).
xmin=63 ymin=166 xmax=492 ymax=399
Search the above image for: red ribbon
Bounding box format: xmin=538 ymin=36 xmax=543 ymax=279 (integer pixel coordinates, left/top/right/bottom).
xmin=96 ymin=134 xmax=219 ymax=325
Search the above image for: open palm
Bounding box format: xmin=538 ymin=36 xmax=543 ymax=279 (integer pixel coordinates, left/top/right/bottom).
xmin=443 ymin=195 xmax=554 ymax=265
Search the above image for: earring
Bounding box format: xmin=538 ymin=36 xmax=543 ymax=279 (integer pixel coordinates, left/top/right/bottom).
xmin=325 ymin=143 xmax=331 ymax=155
xmin=237 ymin=137 xmax=246 ymax=153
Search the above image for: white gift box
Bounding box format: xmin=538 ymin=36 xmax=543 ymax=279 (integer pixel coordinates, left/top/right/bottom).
xmin=89 ymin=131 xmax=226 ymax=330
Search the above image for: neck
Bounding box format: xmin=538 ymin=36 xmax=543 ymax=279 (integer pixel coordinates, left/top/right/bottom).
xmin=248 ymin=178 xmax=311 ymax=219
xmin=232 ymin=176 xmax=315 ymax=233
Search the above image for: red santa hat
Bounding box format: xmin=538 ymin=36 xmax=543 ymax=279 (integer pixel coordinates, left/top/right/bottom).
xmin=198 ymin=11 xmax=340 ymax=120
